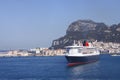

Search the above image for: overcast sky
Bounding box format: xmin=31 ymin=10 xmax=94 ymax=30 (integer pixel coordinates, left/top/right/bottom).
xmin=0 ymin=0 xmax=120 ymax=49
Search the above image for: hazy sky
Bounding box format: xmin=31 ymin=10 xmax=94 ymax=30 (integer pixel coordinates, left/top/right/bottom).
xmin=0 ymin=0 xmax=120 ymax=49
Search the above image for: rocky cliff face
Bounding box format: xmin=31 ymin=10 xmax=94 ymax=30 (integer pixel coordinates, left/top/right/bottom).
xmin=67 ymin=20 xmax=97 ymax=32
xmin=51 ymin=20 xmax=120 ymax=49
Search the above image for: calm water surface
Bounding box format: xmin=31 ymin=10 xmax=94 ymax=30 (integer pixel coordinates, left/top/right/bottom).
xmin=0 ymin=54 xmax=120 ymax=80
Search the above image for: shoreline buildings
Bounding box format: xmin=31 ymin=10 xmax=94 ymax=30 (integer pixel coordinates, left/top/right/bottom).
xmin=0 ymin=41 xmax=120 ymax=57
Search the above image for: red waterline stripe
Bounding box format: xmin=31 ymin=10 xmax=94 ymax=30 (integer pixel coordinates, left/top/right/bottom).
xmin=67 ymin=60 xmax=98 ymax=66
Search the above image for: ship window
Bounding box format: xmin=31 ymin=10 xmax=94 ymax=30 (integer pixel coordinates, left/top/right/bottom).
xmin=84 ymin=48 xmax=95 ymax=54
xmin=78 ymin=49 xmax=82 ymax=53
xmin=82 ymin=52 xmax=88 ymax=54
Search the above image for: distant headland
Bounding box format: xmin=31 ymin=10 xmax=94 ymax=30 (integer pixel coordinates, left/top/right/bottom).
xmin=51 ymin=19 xmax=120 ymax=49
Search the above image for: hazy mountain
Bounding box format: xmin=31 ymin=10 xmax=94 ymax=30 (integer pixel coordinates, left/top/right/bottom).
xmin=51 ymin=20 xmax=120 ymax=49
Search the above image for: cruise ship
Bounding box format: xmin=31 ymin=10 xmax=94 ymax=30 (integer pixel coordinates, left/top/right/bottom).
xmin=65 ymin=40 xmax=100 ymax=66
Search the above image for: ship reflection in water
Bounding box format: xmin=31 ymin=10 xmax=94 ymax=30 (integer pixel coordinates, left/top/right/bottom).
xmin=67 ymin=61 xmax=101 ymax=80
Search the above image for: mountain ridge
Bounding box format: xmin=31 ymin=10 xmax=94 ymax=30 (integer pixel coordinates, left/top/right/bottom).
xmin=51 ymin=20 xmax=120 ymax=49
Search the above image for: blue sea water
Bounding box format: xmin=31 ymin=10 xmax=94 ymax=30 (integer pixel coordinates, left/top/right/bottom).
xmin=0 ymin=54 xmax=120 ymax=80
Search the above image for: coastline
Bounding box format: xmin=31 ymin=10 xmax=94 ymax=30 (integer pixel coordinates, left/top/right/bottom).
xmin=0 ymin=41 xmax=120 ymax=57
xmin=0 ymin=49 xmax=65 ymax=57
